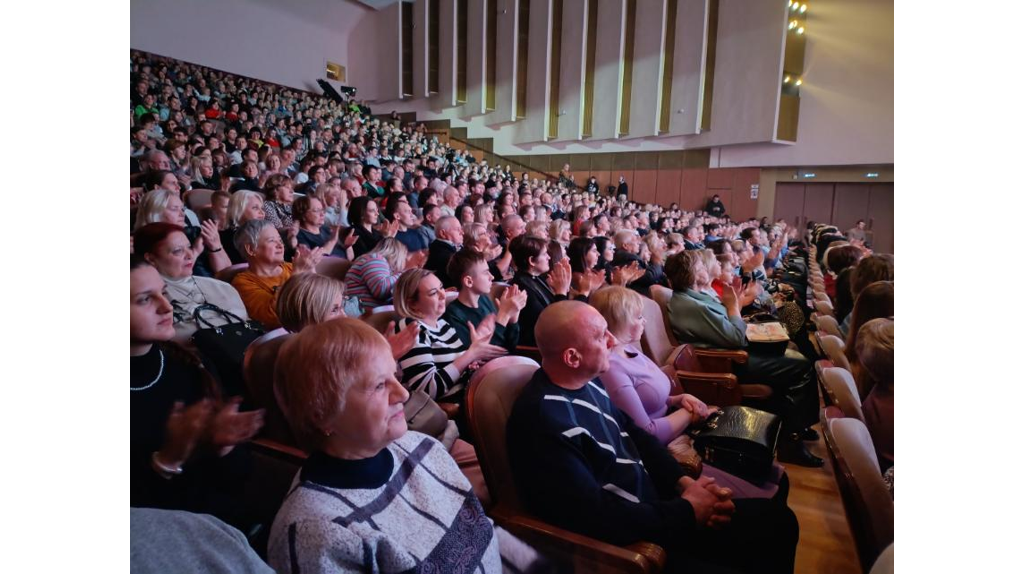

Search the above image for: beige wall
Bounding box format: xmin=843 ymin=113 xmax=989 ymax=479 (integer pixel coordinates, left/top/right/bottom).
xmin=756 ymin=165 xmax=895 ymax=219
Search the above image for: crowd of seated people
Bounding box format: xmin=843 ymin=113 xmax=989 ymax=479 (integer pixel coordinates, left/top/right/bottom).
xmin=130 ymin=50 xmax=894 ymax=573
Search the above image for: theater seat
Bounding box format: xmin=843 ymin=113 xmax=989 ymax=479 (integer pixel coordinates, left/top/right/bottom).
xmin=466 ymin=360 xmax=667 ymax=574
xmin=185 ymin=188 xmax=215 ymax=211
xmin=813 ymin=313 xmax=843 ymax=338
xmin=216 ymin=263 xmax=249 ymax=284
xmin=314 ymin=257 xmax=351 ymax=281
xmin=817 ymin=333 xmax=852 ymax=371
xmin=639 ymin=295 xmax=772 ymax=406
xmin=820 ymin=367 xmax=865 ymax=423
xmin=821 ymin=413 xmax=894 ymax=572
xmin=242 ymin=331 xmax=296 ymax=445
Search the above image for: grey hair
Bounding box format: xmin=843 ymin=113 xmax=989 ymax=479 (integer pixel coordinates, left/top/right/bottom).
xmin=227 ymin=190 xmax=265 ymax=228
xmin=234 ymin=219 xmax=275 ymax=259
xmin=435 ymin=215 xmax=460 ymax=234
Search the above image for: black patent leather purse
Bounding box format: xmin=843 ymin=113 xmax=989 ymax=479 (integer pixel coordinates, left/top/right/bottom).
xmin=687 ymin=406 xmax=782 ymax=483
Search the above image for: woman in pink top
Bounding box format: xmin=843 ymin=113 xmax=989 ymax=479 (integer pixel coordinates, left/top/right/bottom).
xmin=591 ymin=286 xmax=787 ymax=500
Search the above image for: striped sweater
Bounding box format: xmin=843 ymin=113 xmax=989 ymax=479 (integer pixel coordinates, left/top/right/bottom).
xmin=395 ymin=317 xmax=469 ymax=401
xmin=268 ymin=432 xmax=502 ymax=573
xmin=506 ymin=368 xmax=697 ymax=549
xmin=343 ymin=253 xmax=400 ymax=311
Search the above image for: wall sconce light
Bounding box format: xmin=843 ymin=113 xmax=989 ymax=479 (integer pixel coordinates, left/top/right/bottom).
xmin=797 ymin=26 xmax=805 ymax=34
xmin=784 ymin=75 xmax=791 ymax=83
xmin=795 ymin=79 xmax=803 ymax=86
xmin=789 ymin=20 xmax=797 ymax=29
xmin=800 ymin=4 xmax=807 ymax=13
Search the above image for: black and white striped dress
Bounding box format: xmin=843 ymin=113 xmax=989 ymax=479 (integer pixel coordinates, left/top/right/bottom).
xmin=395 ymin=317 xmax=470 ymax=401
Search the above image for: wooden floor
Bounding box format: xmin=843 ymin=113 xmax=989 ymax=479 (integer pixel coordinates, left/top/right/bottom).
xmin=787 ymin=422 xmax=862 ymax=574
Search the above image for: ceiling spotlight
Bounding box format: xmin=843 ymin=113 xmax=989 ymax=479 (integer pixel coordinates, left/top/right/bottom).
xmin=800 ymin=4 xmax=807 ymax=13
xmin=791 ymin=2 xmax=799 ymax=10
xmin=797 ymin=26 xmax=805 ymax=34
xmin=795 ymin=79 xmax=803 ymax=86
xmin=789 ymin=20 xmax=797 ymax=29
xmin=784 ymin=75 xmax=791 ymax=83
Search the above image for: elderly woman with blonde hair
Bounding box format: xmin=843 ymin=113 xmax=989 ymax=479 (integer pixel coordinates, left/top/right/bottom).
xmin=133 ymin=188 xmax=230 ymax=275
xmin=267 ymin=318 xmax=542 ymax=573
xmin=590 ymin=286 xmax=787 ymax=498
xmin=219 ymin=190 xmax=266 ymax=263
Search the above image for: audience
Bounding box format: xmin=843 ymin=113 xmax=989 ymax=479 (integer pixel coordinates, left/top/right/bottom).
xmin=507 ymin=301 xmax=799 ymax=573
xmin=130 ymin=51 xmax=894 ymax=571
xmin=134 ymin=223 xmax=249 ymax=348
xmin=664 ymin=251 xmax=823 ymax=467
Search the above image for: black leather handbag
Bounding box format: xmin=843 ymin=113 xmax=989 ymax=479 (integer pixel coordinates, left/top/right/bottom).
xmin=190 ymin=304 xmax=265 ymax=396
xmin=687 ymin=406 xmax=782 ymax=483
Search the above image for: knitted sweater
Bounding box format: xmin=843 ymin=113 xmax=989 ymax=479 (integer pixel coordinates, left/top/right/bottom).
xmin=344 ymin=253 xmax=399 ymax=310
xmin=507 ymin=369 xmax=697 ymax=550
xmin=268 ymin=432 xmax=501 ymax=574
xmin=231 ymin=263 xmax=293 ymax=329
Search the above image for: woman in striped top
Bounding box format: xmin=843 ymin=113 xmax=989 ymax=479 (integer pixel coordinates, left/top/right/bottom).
xmin=344 ymin=238 xmax=425 ymax=312
xmin=392 ymin=268 xmax=507 ymax=403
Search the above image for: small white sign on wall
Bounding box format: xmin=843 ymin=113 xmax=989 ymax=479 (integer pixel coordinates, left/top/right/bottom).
xmin=750 ymin=184 xmax=759 ymax=199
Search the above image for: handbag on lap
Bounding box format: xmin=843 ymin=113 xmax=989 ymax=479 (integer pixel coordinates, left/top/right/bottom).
xmin=190 ymin=303 xmax=266 ymax=396
xmin=687 ymin=406 xmax=782 ymax=483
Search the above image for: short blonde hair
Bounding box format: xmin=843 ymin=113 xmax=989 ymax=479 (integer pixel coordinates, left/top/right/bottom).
xmin=133 ymin=188 xmax=179 ymax=232
xmin=227 ymin=190 xmax=265 ymax=228
xmin=589 ymin=286 xmax=644 ymax=341
xmin=392 ymin=267 xmax=435 ymax=321
xmin=274 ymin=318 xmax=391 ymax=450
xmin=855 ymin=318 xmax=894 ymax=387
xmin=368 ymin=237 xmax=409 ymax=272
xmin=276 ymin=273 xmax=346 ymax=333
xmin=549 ymin=220 xmax=570 ymax=241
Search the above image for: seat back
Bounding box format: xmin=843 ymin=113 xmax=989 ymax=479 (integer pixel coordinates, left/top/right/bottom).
xmin=216 ymin=263 xmax=250 ymax=284
xmin=185 ymin=188 xmax=215 ymax=211
xmin=363 ymin=309 xmax=400 ymax=334
xmin=824 ymin=416 xmax=894 ymax=572
xmin=814 ymin=313 xmax=842 ymax=338
xmin=639 ymin=296 xmax=675 ymax=366
xmin=246 ymin=438 xmax=309 ymax=557
xmin=242 ymin=331 xmax=296 ymax=444
xmin=315 ymin=257 xmax=352 ymax=281
xmin=648 ymin=285 xmax=679 ymax=346
xmin=465 ymin=359 xmax=540 ymax=512
xmin=821 ymin=367 xmax=865 ymax=423
xmin=490 ymin=282 xmax=508 ymax=302
xmin=818 ymin=334 xmax=852 ymax=371
xmin=814 ymin=299 xmax=835 ymax=317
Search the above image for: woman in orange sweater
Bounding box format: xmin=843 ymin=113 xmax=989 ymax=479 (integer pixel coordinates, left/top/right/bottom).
xmin=230 ymin=219 xmax=322 ymax=329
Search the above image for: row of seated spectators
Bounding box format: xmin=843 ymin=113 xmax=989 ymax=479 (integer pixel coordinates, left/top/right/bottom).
xmin=130 ymin=50 xmax=893 ymax=574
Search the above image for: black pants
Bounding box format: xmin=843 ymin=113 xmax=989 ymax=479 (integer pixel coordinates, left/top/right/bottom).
xmin=734 ymin=352 xmax=819 ymax=433
xmin=665 ymin=498 xmax=800 ymax=574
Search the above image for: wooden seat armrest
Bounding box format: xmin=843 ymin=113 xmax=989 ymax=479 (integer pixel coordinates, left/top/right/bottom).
xmin=438 ymin=402 xmax=461 ymax=419
xmin=515 ymin=345 xmax=543 ymax=362
xmin=675 ymin=371 xmax=743 ymax=406
xmin=250 ymin=437 xmax=309 ymax=464
xmin=494 ymin=509 xmax=666 ymax=574
xmin=692 ymin=348 xmax=749 ymax=365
